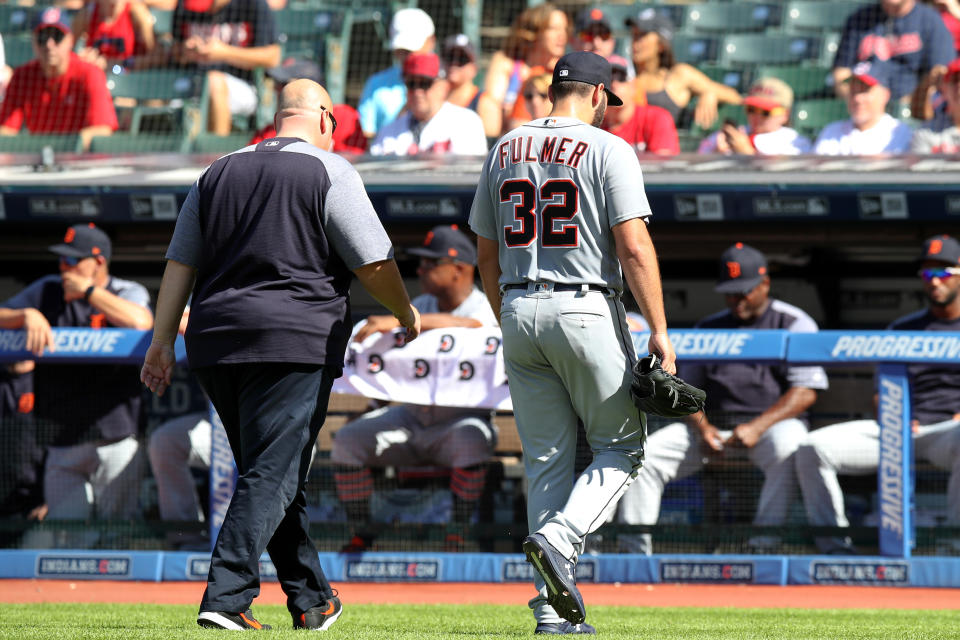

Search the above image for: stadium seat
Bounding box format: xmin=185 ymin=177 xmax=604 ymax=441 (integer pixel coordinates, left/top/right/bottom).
xmin=792 ymin=98 xmax=848 ymax=140
xmin=671 ymin=35 xmax=720 ymax=66
xmin=0 ymin=5 xmax=35 ymax=33
xmin=719 ymin=33 xmax=820 ymax=67
xmin=149 ymin=8 xmax=173 ymax=36
xmin=683 ymin=3 xmax=782 ymax=34
xmin=88 ymin=133 xmax=191 ymax=153
xmin=782 ymin=1 xmax=871 ymax=33
xmin=0 ymin=134 xmax=83 ymax=153
xmin=699 ymin=64 xmax=750 ymax=94
xmin=192 ymin=133 xmax=253 ymax=154
xmin=4 ymin=33 xmax=35 ymax=68
xmin=754 ymin=65 xmax=833 ymax=100
xmin=106 ymin=68 xmax=208 ymax=135
xmin=819 ymin=31 xmax=842 ymax=68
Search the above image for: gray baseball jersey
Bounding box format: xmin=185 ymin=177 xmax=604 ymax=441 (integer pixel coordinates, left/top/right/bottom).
xmin=468 ymin=116 xmax=651 ymax=293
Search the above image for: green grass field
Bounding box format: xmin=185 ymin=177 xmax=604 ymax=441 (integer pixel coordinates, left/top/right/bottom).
xmin=1 ymin=603 xmax=958 ymax=639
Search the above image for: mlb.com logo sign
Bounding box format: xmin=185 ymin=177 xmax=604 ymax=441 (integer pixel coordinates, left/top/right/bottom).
xmin=502 ymin=559 xmax=596 ymax=582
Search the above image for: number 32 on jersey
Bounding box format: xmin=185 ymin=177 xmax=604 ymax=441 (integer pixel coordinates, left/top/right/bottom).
xmin=499 ymin=178 xmax=580 ymax=248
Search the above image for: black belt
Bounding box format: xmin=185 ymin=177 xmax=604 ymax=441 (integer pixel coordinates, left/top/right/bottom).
xmin=504 ymin=283 xmax=607 ymax=293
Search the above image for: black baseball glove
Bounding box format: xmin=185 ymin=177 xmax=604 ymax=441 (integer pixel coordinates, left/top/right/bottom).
xmin=630 ymin=354 xmax=706 ymax=418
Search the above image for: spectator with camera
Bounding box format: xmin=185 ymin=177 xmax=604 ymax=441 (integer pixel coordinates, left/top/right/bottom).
xmin=698 ymin=77 xmax=811 ymax=155
xmin=0 ymin=7 xmax=117 ymax=151
xmin=370 ymin=52 xmax=487 ymax=156
xmin=814 ymin=60 xmax=914 ymax=154
xmin=71 ymin=0 xmax=156 ymax=71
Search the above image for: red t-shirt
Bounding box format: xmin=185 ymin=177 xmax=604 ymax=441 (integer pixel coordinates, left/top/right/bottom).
xmin=0 ymin=54 xmax=118 ymax=133
xmin=606 ymin=104 xmax=680 ymax=155
xmin=89 ymin=1 xmax=141 ymax=60
xmin=248 ymin=104 xmax=368 ymax=154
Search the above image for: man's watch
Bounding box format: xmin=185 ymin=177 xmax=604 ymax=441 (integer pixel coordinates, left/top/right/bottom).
xmin=84 ymin=285 xmax=96 ymax=302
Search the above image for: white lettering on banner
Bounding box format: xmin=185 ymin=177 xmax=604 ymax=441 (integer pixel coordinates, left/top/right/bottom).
xmin=51 ymin=330 xmax=123 ymax=353
xmin=672 ymin=332 xmax=749 ymax=356
xmin=209 ymin=422 xmax=235 ymax=529
xmin=878 ymin=378 xmax=904 ymax=536
xmin=830 ymin=334 xmax=960 ymax=359
xmin=0 ymin=330 xmax=27 ymax=351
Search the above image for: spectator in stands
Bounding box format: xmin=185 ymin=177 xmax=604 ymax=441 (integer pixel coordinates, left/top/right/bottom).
xmin=442 ymin=34 xmax=482 ymax=113
xmin=572 ymin=6 xmax=617 ymax=60
xmin=796 ymin=234 xmax=960 ymax=553
xmin=0 ymin=360 xmax=47 ymax=534
xmin=358 ymin=7 xmax=435 ymax=139
xmin=616 ymin=243 xmax=828 ymax=554
xmin=932 ymin=0 xmax=960 ymax=54
xmin=370 ymin=52 xmax=487 ymax=156
xmin=833 ymin=0 xmax=953 ymax=119
xmin=913 ymin=58 xmax=960 ymax=150
xmin=332 ymin=225 xmax=498 ymax=552
xmin=0 ymin=34 xmax=12 ymax=99
xmin=505 ymin=71 xmax=553 ymax=130
xmin=699 ymin=77 xmax=811 ymax=155
xmin=627 ymin=7 xmax=741 ymax=130
xmin=0 ymin=223 xmax=154 ymax=548
xmin=171 ymin=0 xmax=280 ymax=136
xmin=477 ymin=2 xmax=568 ymax=138
xmin=602 ymin=54 xmax=679 ymax=155
xmin=71 ymin=0 xmax=156 ymax=71
xmin=247 ymin=57 xmax=367 ymax=154
xmin=0 ymin=8 xmax=117 ymax=151
xmin=814 ymin=60 xmax=915 ymax=154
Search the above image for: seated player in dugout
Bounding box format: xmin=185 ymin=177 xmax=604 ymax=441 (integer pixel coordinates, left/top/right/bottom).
xmin=616 ymin=243 xmax=828 ymax=554
xmin=331 ymin=225 xmax=498 ymax=552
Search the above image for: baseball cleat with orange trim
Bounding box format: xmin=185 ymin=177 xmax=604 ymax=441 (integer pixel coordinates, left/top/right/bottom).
xmin=197 ymin=609 xmax=272 ymax=630
xmin=294 ymin=594 xmax=343 ymax=630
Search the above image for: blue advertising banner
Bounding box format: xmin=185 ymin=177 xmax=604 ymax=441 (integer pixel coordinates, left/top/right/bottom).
xmin=631 ymin=329 xmax=788 ymax=363
xmin=787 ymin=331 xmax=960 ymax=364
xmin=0 ymin=328 xmax=187 ymax=364
xmin=876 ymin=364 xmax=913 ymax=558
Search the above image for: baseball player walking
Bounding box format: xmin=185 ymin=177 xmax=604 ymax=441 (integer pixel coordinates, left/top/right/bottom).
xmin=470 ymin=51 xmax=676 ymax=634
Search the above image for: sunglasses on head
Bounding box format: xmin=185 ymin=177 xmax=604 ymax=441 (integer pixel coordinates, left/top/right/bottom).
xmin=36 ymin=27 xmax=66 ymax=45
xmin=319 ymin=105 xmax=337 ymax=134
xmin=443 ymin=52 xmax=472 ymax=67
xmin=918 ymin=267 xmax=960 ymax=281
xmin=404 ymin=77 xmax=435 ymax=91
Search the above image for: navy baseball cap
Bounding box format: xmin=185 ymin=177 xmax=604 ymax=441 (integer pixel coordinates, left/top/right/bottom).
xmin=407 ymin=224 xmax=476 ymax=265
xmin=850 ymin=59 xmax=894 ymax=90
xmin=33 ymin=6 xmax=70 ymax=34
xmin=49 ymin=223 xmax=112 ymax=260
xmin=575 ymin=7 xmax=612 ymax=33
xmin=552 ymin=51 xmax=622 ymax=106
xmin=715 ymin=243 xmax=768 ymax=294
xmin=920 ymin=234 xmax=960 ymax=266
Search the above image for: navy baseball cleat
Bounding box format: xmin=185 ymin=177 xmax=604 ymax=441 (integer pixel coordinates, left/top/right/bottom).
xmin=197 ymin=609 xmax=271 ymax=630
xmin=294 ymin=595 xmax=343 ymax=630
xmin=522 ymin=533 xmax=586 ymax=624
xmin=535 ymin=621 xmax=597 ymax=635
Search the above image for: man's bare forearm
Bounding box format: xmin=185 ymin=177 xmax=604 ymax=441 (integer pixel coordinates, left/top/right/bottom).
xmin=353 ymin=259 xmax=415 ymax=323
xmin=152 ymin=259 xmax=196 ymax=344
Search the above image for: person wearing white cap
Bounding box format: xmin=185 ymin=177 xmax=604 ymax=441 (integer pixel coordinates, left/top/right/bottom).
xmin=813 ymin=59 xmax=914 ymax=155
xmin=358 ymin=7 xmax=435 ymax=138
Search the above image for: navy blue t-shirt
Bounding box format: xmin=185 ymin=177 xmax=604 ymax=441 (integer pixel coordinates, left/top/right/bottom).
xmin=834 ymin=2 xmax=954 ymax=99
xmin=172 ymin=0 xmax=277 ymax=85
xmin=680 ymin=299 xmax=828 ymax=424
xmin=888 ymin=309 xmax=960 ymax=424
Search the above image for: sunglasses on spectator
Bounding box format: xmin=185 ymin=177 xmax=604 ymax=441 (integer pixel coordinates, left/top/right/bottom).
xmin=746 ymin=105 xmax=785 ymax=117
xmin=579 ymin=26 xmax=611 ymax=42
xmin=610 ymin=68 xmax=629 ymax=84
xmin=320 ymin=105 xmax=337 ymax=134
xmin=523 ymin=90 xmax=549 ymax=102
xmin=36 ymin=27 xmax=66 ymax=45
xmin=918 ymin=267 xmax=960 ymax=281
xmin=404 ymin=77 xmax=435 ymax=91
xmin=443 ymin=52 xmax=472 ymax=67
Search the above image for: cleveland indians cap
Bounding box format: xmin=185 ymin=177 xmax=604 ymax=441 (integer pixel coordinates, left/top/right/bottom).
xmin=850 ymin=59 xmax=894 ymax=91
xmin=33 ymin=6 xmax=70 ymax=34
xmin=407 ymin=224 xmax=476 ymax=265
xmin=920 ymin=234 xmax=960 ymax=266
xmin=552 ymin=51 xmax=623 ymax=106
xmin=715 ymin=242 xmax=768 ymax=294
xmin=49 ymin=223 xmax=112 ymax=260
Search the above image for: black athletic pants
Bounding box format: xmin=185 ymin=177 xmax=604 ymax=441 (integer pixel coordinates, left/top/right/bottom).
xmin=194 ymin=362 xmax=335 ymax=616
